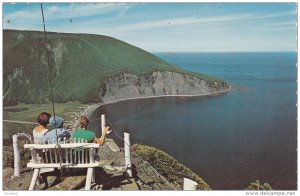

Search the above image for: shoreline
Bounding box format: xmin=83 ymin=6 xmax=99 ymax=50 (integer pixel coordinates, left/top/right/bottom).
xmin=76 ymin=85 xmax=231 ymax=127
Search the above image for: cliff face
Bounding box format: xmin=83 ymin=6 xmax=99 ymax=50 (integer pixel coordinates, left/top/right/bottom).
xmin=101 ymin=71 xmax=230 ymax=102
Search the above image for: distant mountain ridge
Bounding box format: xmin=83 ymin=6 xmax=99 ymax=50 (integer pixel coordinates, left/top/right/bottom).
xmin=3 ymin=29 xmax=229 ymax=105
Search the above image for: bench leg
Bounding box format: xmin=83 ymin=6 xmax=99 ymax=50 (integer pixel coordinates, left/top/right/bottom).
xmin=29 ymin=169 xmax=40 ymax=190
xmin=85 ymin=168 xmax=94 ymax=190
xmin=91 ymin=168 xmax=95 ymax=184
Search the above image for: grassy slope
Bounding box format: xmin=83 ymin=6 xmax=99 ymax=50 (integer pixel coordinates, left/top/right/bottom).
xmin=3 ymin=101 xmax=87 ymax=138
xmin=134 ymin=144 xmax=211 ymax=190
xmin=3 ymin=30 xmax=226 ymax=104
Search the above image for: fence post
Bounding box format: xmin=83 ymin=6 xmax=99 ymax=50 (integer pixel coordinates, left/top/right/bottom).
xmin=12 ymin=132 xmax=32 ymax=177
xmin=124 ymin=131 xmax=132 ymax=177
xmin=183 ymin=178 xmax=198 ymax=190
xmin=12 ymin=134 xmax=20 ymax=177
xmin=101 ymin=114 xmax=105 ymax=136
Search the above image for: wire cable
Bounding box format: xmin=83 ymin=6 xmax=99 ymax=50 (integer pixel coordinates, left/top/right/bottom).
xmin=40 ymin=3 xmax=63 ymax=176
xmin=40 ymin=3 xmax=59 ymax=144
xmin=95 ymin=117 xmax=177 ymax=190
xmin=89 ymin=117 xmax=176 ymax=189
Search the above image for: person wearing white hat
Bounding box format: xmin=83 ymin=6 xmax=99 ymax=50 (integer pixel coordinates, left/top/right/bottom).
xmin=43 ymin=116 xmax=70 ymax=144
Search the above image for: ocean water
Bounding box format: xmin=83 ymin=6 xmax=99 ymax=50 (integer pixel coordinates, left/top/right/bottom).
xmin=89 ymin=52 xmax=297 ymax=190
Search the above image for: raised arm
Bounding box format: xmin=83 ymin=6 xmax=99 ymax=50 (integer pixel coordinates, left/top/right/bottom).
xmin=94 ymin=126 xmax=111 ymax=145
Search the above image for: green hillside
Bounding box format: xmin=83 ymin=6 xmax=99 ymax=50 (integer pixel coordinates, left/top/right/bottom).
xmin=133 ymin=144 xmax=211 ymax=190
xmin=3 ymin=30 xmax=225 ymax=105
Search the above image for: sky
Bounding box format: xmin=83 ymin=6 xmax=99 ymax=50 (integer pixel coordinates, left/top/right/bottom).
xmin=2 ymin=2 xmax=297 ymax=52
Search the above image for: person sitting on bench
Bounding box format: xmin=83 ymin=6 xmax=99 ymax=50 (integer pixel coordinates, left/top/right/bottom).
xmin=73 ymin=116 xmax=111 ymax=145
xmin=43 ymin=116 xmax=70 ymax=144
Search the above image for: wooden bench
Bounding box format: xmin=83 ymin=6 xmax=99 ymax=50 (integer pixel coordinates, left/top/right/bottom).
xmin=24 ymin=139 xmax=102 ymax=190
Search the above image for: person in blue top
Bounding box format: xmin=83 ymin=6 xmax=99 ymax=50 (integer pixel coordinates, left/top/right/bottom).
xmin=43 ymin=116 xmax=70 ymax=144
xmin=38 ymin=116 xmax=68 ymax=189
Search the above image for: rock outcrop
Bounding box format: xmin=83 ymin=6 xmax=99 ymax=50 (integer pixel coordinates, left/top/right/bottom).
xmin=101 ymin=71 xmax=230 ymax=102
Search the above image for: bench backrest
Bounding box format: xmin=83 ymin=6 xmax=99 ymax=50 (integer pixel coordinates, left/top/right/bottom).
xmin=24 ymin=139 xmax=101 ymax=168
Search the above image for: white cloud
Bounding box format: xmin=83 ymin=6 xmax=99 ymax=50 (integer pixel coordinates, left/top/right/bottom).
xmin=47 ymin=5 xmax=60 ymax=12
xmin=110 ymin=13 xmax=255 ymax=33
xmin=254 ymin=26 xmax=296 ymax=32
xmin=254 ymin=10 xmax=296 ymax=19
xmin=3 ymin=10 xmax=41 ymax=23
xmin=3 ymin=3 xmax=133 ymax=29
xmin=44 ymin=3 xmax=132 ymax=20
xmin=4 ymin=4 xmax=296 ymax=34
xmin=266 ymin=21 xmax=296 ymax=27
xmin=100 ymin=10 xmax=296 ymax=35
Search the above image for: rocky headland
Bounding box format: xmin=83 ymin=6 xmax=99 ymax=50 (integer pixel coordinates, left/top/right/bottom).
xmin=101 ymin=71 xmax=230 ymax=102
